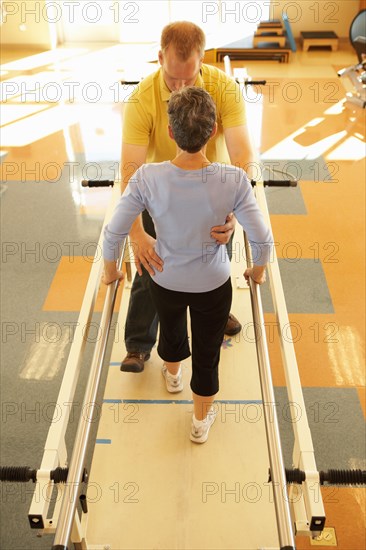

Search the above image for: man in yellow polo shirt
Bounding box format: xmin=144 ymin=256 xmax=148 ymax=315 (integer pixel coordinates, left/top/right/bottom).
xmin=120 ymin=21 xmax=259 ymax=373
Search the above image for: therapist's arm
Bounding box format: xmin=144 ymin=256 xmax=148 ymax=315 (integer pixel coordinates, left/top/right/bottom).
xmin=211 ymin=125 xmax=259 ymax=243
xmin=120 ymin=143 xmax=163 ymax=276
xmin=224 ymin=125 xmax=259 ymax=180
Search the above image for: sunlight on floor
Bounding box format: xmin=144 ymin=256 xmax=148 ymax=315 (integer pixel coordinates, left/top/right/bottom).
xmin=0 ymin=47 xmax=89 ymax=71
xmin=327 ymin=326 xmax=366 ymax=386
xmin=2 ymin=43 xmax=365 ymax=165
xmin=261 ymin=104 xmax=365 ymax=162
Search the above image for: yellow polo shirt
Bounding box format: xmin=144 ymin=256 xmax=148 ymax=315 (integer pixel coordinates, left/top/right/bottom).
xmin=122 ymin=64 xmax=246 ymax=164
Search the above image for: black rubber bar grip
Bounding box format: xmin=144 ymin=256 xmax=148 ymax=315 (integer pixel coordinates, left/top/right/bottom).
xmin=272 ymin=467 xmax=366 ymax=485
xmin=81 ymin=179 xmax=114 ymax=188
xmin=0 ymin=466 xmax=69 ymax=483
xmin=242 ymin=80 xmax=267 ymax=86
xmin=50 ymin=467 xmax=69 ymax=484
xmin=251 ymin=179 xmax=298 ymax=187
xmin=264 ymin=179 xmax=297 ymax=187
xmin=120 ymin=80 xmax=140 ymax=85
xmin=320 ymin=469 xmax=366 ymax=485
xmin=0 ymin=466 xmax=37 ymax=482
xmin=285 ymin=468 xmax=306 ymax=484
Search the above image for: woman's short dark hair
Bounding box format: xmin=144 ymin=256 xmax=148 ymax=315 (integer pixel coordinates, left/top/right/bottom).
xmin=167 ymin=87 xmax=216 ymax=153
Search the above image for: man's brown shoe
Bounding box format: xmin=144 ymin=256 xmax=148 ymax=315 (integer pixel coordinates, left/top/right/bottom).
xmin=120 ymin=351 xmax=151 ymax=373
xmin=224 ymin=313 xmax=242 ymax=336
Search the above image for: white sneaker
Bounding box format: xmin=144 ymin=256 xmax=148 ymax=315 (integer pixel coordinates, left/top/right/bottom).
xmin=161 ymin=365 xmax=183 ymax=393
xmin=190 ymin=407 xmax=217 ymax=444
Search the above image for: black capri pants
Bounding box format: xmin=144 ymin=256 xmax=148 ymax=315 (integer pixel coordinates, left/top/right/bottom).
xmin=149 ymin=278 xmax=232 ymax=396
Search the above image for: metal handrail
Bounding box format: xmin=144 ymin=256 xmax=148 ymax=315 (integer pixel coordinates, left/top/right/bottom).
xmin=51 ymin=241 xmax=126 ymax=549
xmin=243 ymin=231 xmax=296 ymax=550
xmin=25 ymin=183 xmax=123 ymax=533
xmin=254 ymin=183 xmax=325 ymax=536
xmin=224 ymin=54 xmax=324 ymax=539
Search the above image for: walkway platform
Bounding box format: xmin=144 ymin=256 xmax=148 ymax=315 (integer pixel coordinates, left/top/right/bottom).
xmin=84 ymin=227 xmax=280 ymax=549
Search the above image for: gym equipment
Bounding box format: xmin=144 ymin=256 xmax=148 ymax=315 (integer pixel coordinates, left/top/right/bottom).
xmin=349 ymin=9 xmax=366 ymax=62
xmin=204 ymin=37 xmax=291 ymax=63
xmin=281 ymin=14 xmax=297 ymax=52
xmin=253 ymin=28 xmax=287 ymax=48
xmin=204 ymin=14 xmax=295 ymax=63
xmin=300 ymin=31 xmax=339 ymax=52
xmin=256 ymin=20 xmax=283 ymax=35
xmin=338 ymin=58 xmax=366 ymax=109
xmin=337 ymin=10 xmax=366 ymax=109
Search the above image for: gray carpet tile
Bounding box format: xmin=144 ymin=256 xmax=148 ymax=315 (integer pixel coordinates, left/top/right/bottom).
xmin=261 ymin=157 xmax=333 ymax=183
xmin=260 ymin=259 xmax=334 ymax=314
xmin=273 ymin=387 xmax=366 ymax=471
xmin=265 ymin=184 xmax=307 ymax=215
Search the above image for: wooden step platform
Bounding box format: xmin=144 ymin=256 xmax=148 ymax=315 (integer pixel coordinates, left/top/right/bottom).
xmin=204 ymin=37 xmax=291 ymax=64
xmin=254 ymin=33 xmax=286 ymax=47
xmin=258 ymin=19 xmax=282 ymax=27
xmin=256 ymin=27 xmax=284 ymax=36
xmin=301 ymin=31 xmax=339 ymax=51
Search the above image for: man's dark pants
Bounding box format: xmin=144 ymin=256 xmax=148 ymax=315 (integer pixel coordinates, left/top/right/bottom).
xmin=124 ymin=210 xmax=233 ymax=353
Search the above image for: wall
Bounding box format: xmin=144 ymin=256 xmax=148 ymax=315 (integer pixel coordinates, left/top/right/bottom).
xmin=1 ymin=0 xmax=57 ymax=48
xmin=271 ymin=0 xmax=361 ymax=38
xmin=1 ymin=1 xmax=363 ymax=48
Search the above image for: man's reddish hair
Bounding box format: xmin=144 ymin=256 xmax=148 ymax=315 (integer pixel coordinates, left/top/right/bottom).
xmin=161 ymin=21 xmax=206 ymax=60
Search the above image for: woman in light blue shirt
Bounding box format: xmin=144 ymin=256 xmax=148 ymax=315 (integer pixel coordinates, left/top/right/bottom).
xmin=103 ymin=87 xmax=272 ymax=443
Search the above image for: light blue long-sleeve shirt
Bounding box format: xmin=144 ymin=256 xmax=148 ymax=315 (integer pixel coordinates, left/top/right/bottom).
xmin=103 ymin=161 xmax=273 ymax=292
